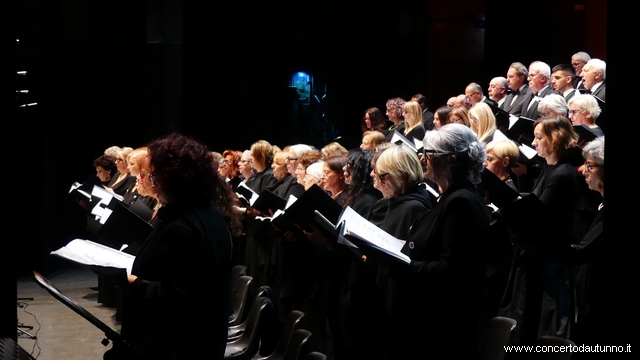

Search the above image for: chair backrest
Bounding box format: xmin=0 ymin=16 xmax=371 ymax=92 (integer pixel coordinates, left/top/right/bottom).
xmin=528 ymin=336 xmax=576 ymax=360
xmin=253 ymin=310 xmax=305 ymax=360
xmin=225 ymin=296 xmax=275 ymax=360
xmin=229 ymin=275 xmax=253 ymax=326
xmin=478 ymin=316 xmax=517 ymax=360
xmin=231 ymin=265 xmax=248 ymax=281
xmin=282 ymin=329 xmax=312 ymax=360
xmin=304 ymin=352 xmax=327 ymax=360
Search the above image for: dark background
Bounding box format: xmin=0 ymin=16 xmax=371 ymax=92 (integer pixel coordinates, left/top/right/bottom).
xmin=4 ymin=0 xmax=635 ymax=348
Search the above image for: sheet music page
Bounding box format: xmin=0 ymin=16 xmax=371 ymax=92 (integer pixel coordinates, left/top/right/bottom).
xmin=51 ymin=239 xmax=135 ymax=275
xmin=339 ymin=206 xmax=410 ymax=263
xmin=493 ymin=129 xmax=508 ymax=141
xmin=508 ymin=115 xmax=519 ymax=129
xmin=518 ymin=144 xmax=537 ymax=159
xmin=285 ymin=195 xmax=298 ymax=209
xmin=413 ymin=137 xmax=424 ymax=151
xmin=390 ymin=132 xmax=417 ymax=151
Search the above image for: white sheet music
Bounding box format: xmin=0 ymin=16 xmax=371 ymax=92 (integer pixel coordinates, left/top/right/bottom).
xmin=51 ymin=239 xmax=135 ymax=275
xmin=339 ymin=206 xmax=410 ymax=264
xmin=518 ymin=144 xmax=537 ymax=159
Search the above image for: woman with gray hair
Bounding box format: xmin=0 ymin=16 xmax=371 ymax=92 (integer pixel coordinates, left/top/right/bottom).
xmin=537 ymin=93 xmax=569 ymax=117
xmin=568 ymin=94 xmax=604 ymax=136
xmin=388 ymin=123 xmax=490 ymax=359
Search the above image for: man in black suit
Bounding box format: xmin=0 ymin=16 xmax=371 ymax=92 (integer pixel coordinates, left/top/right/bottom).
xmin=411 ymin=93 xmax=435 ymax=130
xmin=571 ymin=51 xmax=591 ymax=90
xmin=521 ymin=61 xmax=560 ymax=119
xmin=551 ymin=64 xmax=577 ymax=102
xmin=580 ymin=59 xmax=606 ymax=101
xmin=465 ymin=82 xmax=497 ymax=107
xmin=488 ymin=77 xmax=509 ymax=108
xmin=501 ymin=62 xmax=532 ymax=117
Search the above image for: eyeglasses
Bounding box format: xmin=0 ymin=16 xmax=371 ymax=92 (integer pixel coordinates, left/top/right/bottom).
xmin=115 ymin=158 xmax=123 ymax=163
xmin=572 ymin=61 xmax=585 ymax=67
xmin=285 ymin=156 xmax=299 ymax=161
xmin=527 ymin=73 xmax=540 ymax=79
xmin=568 ymin=109 xmax=581 ymax=116
xmin=239 ymin=159 xmax=251 ymax=163
xmin=584 ymin=162 xmax=601 ymax=172
xmin=376 ymin=172 xmax=389 ymax=182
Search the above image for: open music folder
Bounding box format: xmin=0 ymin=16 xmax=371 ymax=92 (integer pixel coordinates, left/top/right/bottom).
xmin=336 ymin=206 xmax=410 ymax=265
xmin=51 ymin=239 xmax=135 ymax=279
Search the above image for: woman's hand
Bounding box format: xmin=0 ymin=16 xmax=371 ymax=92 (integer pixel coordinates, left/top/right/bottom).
xmin=302 ymin=222 xmax=331 ymax=246
xmin=127 ymin=274 xmax=138 ymax=284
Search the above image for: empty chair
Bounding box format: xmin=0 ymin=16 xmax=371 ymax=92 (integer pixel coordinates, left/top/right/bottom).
xmin=304 ymin=352 xmax=327 ymax=360
xmin=478 ymin=316 xmax=518 ymax=360
xmin=229 ymin=275 xmax=253 ymax=326
xmin=229 ymin=284 xmax=274 ymax=341
xmin=231 ymin=265 xmax=248 ymax=282
xmin=253 ymin=310 xmax=305 ymax=360
xmin=280 ymin=329 xmax=312 ymax=360
xmin=225 ymin=297 xmax=276 ymax=360
xmin=528 ymin=336 xmax=576 ymax=360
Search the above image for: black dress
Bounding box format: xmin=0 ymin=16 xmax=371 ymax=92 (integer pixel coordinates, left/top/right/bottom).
xmin=107 ymin=202 xmax=233 ymax=360
xmin=499 ymin=158 xmax=578 ymax=346
xmin=390 ymin=181 xmax=490 ymax=360
xmin=107 ymin=172 xmax=137 ymax=196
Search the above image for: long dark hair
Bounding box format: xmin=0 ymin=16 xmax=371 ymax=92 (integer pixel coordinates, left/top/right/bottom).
xmin=344 ymin=149 xmax=376 ymax=207
xmin=147 ymin=133 xmax=242 ymax=236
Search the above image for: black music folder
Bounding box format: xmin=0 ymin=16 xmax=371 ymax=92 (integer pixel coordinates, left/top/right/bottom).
xmin=479 ymin=168 xmax=520 ymax=210
xmin=492 ymin=193 xmax=549 ymax=230
xmin=573 ymin=124 xmax=599 ymax=143
xmin=507 ymin=116 xmax=535 ymax=143
xmin=89 ymin=200 xmax=154 ymax=254
xmin=271 ymin=184 xmax=343 ymax=235
xmin=33 ymin=271 xmax=148 ymax=359
xmin=251 ymin=189 xmax=287 ymax=216
xmin=488 ymin=102 xmax=511 ymax=132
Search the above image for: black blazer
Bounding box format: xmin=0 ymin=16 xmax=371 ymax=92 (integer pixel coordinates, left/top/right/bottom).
xmin=501 ymin=85 xmax=533 ymax=116
xmin=591 ymin=82 xmax=606 ymax=101
xmin=521 ymin=86 xmax=561 ymax=119
xmin=422 ymin=109 xmax=435 ymax=131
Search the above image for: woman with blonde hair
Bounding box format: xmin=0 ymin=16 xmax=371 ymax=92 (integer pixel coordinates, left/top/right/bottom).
xmin=107 ymin=147 xmax=137 ymax=196
xmin=469 ymin=102 xmax=497 ymax=143
xmin=360 ymin=131 xmax=387 ymax=151
xmin=401 ymin=101 xmax=426 ymax=142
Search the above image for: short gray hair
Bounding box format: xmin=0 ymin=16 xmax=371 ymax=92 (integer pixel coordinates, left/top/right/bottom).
xmin=289 ymin=144 xmax=314 ymax=158
xmin=530 ymin=61 xmax=551 ymax=82
xmin=585 ymin=58 xmax=606 ymax=80
xmin=572 ymin=51 xmax=591 ymax=63
xmin=423 ymin=123 xmax=486 ymax=184
xmin=537 ymin=94 xmax=568 ymax=116
xmin=582 ymin=136 xmax=604 ymax=166
xmin=305 ymin=161 xmax=324 ymax=181
xmin=491 ymin=77 xmax=508 ymax=88
xmin=568 ymin=94 xmax=602 ymax=120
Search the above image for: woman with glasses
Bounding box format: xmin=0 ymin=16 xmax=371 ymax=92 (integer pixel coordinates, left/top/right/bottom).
xmin=568 ymin=94 xmax=604 ymax=137
xmin=106 ymin=147 xmax=137 ymax=196
xmin=373 ymin=144 xmax=436 ymax=240
xmin=237 ymin=150 xmax=254 ymax=186
xmin=447 ymin=105 xmax=471 ymax=127
xmin=320 ymin=156 xmax=349 ymax=203
xmin=218 ymin=149 xmax=243 ymax=181
xmin=105 ymin=133 xmax=241 ymax=360
xmin=388 ymin=123 xmax=489 ymax=359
